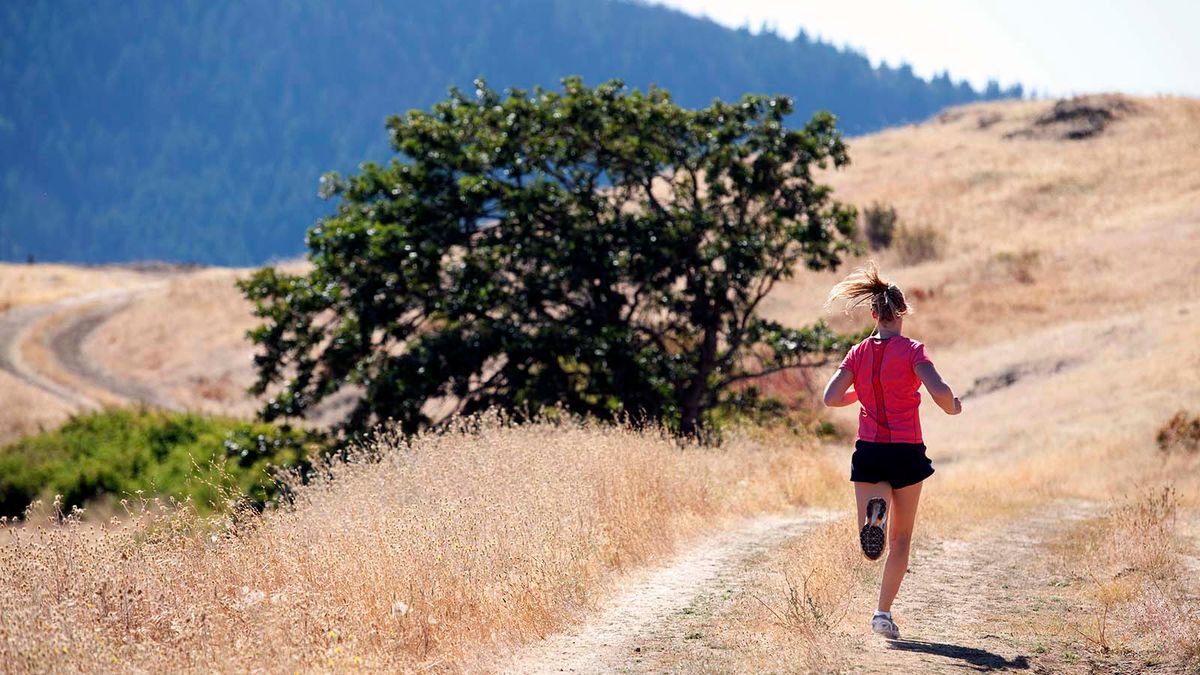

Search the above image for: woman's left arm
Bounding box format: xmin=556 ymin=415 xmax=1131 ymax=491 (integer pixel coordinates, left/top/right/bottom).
xmin=822 ymin=368 xmax=858 ymax=407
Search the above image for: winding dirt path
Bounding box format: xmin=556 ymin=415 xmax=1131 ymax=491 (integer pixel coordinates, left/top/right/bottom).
xmin=47 ymin=295 xmax=178 ymax=409
xmin=844 ymin=499 xmax=1098 ymax=674
xmin=0 ymin=298 xmax=97 ymax=408
xmin=509 ymin=501 xmax=1102 ymax=674
xmin=0 ymin=285 xmax=177 ymax=411
xmin=506 ymin=510 xmax=836 ymax=674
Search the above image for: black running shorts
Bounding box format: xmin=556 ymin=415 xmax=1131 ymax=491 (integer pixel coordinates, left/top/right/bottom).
xmin=850 ymin=440 xmax=934 ymax=489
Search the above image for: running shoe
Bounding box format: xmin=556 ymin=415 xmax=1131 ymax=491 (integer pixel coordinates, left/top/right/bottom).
xmin=871 ymin=613 xmax=900 ymax=639
xmin=859 ymin=497 xmax=887 ymax=560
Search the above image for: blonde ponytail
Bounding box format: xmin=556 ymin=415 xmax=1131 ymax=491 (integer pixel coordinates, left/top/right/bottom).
xmin=824 ymin=261 xmax=910 ymax=323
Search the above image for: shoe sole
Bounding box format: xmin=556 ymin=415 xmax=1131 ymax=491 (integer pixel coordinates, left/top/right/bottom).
xmin=860 ymin=497 xmax=887 ymax=560
xmin=871 ymin=622 xmax=900 ymax=639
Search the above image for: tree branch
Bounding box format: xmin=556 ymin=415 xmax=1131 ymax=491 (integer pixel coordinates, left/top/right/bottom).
xmin=716 ymin=354 xmax=840 ymax=389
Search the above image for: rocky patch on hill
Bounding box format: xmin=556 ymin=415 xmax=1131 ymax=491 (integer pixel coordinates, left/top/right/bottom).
xmin=1006 ymin=94 xmax=1139 ymax=141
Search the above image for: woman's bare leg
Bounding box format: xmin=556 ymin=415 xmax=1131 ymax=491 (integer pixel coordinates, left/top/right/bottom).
xmin=854 ymin=481 xmax=893 ymax=552
xmin=877 ymin=481 xmax=923 ymax=612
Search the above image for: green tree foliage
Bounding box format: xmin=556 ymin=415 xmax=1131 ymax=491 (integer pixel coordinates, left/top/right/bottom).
xmin=0 ymin=0 xmax=1021 ymax=265
xmin=0 ymin=409 xmax=325 ymax=518
xmin=240 ymin=79 xmax=859 ymax=435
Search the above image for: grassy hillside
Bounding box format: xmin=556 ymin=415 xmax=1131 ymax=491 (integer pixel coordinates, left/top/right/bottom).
xmin=73 ymin=95 xmax=1200 ymax=429
xmin=0 ymin=0 xmax=1019 ymax=265
xmin=1 ymin=95 xmax=1197 ymax=670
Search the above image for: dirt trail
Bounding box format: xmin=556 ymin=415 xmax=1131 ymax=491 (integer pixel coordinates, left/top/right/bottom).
xmin=0 ymin=299 xmax=97 ymax=408
xmin=506 ymin=510 xmax=836 ymax=674
xmin=844 ymin=500 xmax=1097 ymax=674
xmin=510 ymin=501 xmax=1100 ymax=674
xmin=47 ymin=296 xmax=178 ymax=409
xmin=0 ymin=285 xmax=177 ymax=411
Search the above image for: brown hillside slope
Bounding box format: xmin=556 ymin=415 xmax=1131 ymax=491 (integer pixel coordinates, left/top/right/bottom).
xmin=72 ymin=95 xmax=1200 ymax=429
xmin=510 ymin=96 xmax=1200 ymax=673
xmin=689 ymin=96 xmax=1200 ymax=672
xmin=761 ymin=94 xmax=1200 ymax=491
xmin=1 ymin=96 xmax=1198 ymax=671
xmin=764 ymin=94 xmax=1200 ymax=346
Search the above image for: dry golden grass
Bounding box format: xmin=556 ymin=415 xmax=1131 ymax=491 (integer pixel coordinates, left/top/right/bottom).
xmin=82 ymin=268 xmax=263 ymax=418
xmin=0 ymin=263 xmax=148 ymax=312
xmin=0 ymin=416 xmax=839 ymax=671
xmin=1050 ymin=488 xmax=1200 ymax=666
xmin=0 ymin=372 xmax=74 ymax=443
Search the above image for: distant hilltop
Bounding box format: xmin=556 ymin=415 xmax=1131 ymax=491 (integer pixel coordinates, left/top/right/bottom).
xmin=0 ymin=0 xmax=1022 ymax=266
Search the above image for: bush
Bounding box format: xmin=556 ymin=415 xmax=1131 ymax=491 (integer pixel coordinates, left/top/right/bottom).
xmin=0 ymin=408 xmax=327 ymax=518
xmin=993 ymin=248 xmax=1041 ymax=284
xmin=1157 ymin=411 xmax=1200 ymax=453
xmin=894 ymin=224 xmax=944 ymax=265
xmin=861 ymin=203 xmax=898 ymax=250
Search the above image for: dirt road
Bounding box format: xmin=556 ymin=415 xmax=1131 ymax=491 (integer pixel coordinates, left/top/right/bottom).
xmin=0 ymin=285 xmax=177 ymax=412
xmin=843 ymin=500 xmax=1098 ymax=674
xmin=507 ymin=511 xmax=836 ymax=674
xmin=0 ymin=298 xmax=97 ymax=408
xmin=510 ymin=501 xmax=1103 ymax=674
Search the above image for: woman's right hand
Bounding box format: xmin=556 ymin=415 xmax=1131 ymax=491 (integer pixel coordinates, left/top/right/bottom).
xmin=950 ymin=397 xmax=963 ymax=415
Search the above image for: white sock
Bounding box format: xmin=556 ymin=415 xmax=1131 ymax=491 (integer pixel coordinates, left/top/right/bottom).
xmin=873 ymin=610 xmax=892 ymax=619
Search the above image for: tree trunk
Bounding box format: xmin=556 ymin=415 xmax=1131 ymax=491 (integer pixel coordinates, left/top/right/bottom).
xmin=678 ymin=323 xmax=718 ymax=436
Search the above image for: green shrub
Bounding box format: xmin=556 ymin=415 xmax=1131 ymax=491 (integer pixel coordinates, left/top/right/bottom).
xmin=861 ymin=203 xmax=898 ymax=251
xmin=894 ymin=224 xmax=944 ymax=265
xmin=0 ymin=408 xmax=327 ymax=518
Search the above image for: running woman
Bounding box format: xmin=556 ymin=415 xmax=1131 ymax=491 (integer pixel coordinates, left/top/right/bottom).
xmin=821 ymin=262 xmax=962 ymax=640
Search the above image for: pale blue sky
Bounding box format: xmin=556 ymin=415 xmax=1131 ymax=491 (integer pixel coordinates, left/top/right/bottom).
xmin=648 ymin=0 xmax=1200 ymax=97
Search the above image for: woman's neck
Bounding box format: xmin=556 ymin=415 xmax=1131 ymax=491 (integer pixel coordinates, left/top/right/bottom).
xmin=875 ymin=323 xmax=902 ymax=339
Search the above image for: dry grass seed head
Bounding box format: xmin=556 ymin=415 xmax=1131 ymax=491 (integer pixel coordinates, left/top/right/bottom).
xmin=0 ymin=414 xmax=832 ymax=670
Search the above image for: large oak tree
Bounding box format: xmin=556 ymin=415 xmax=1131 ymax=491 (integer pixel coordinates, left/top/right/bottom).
xmin=240 ymin=78 xmax=858 ymax=435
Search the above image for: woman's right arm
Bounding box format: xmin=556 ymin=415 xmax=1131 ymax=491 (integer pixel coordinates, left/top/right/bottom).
xmin=915 ymin=362 xmax=962 ymax=415
xmin=822 ymin=368 xmax=858 ymax=408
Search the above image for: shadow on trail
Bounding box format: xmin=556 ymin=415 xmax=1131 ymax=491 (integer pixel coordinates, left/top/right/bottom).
xmin=886 ymin=639 xmax=1030 ymax=672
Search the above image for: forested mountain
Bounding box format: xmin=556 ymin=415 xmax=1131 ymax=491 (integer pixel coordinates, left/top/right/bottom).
xmin=0 ymin=0 xmax=1021 ymax=265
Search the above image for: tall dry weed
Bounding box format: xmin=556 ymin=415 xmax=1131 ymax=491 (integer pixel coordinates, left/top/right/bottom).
xmin=1056 ymin=488 xmax=1200 ymax=666
xmin=741 ymin=519 xmax=872 ymax=671
xmin=0 ymin=414 xmax=835 ymax=671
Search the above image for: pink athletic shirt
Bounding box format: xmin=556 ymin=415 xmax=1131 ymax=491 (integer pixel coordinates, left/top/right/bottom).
xmin=838 ymin=335 xmax=933 ymax=444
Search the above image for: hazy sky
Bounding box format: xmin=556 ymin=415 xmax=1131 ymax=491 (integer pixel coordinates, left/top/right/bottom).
xmin=648 ymin=0 xmax=1200 ymax=97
